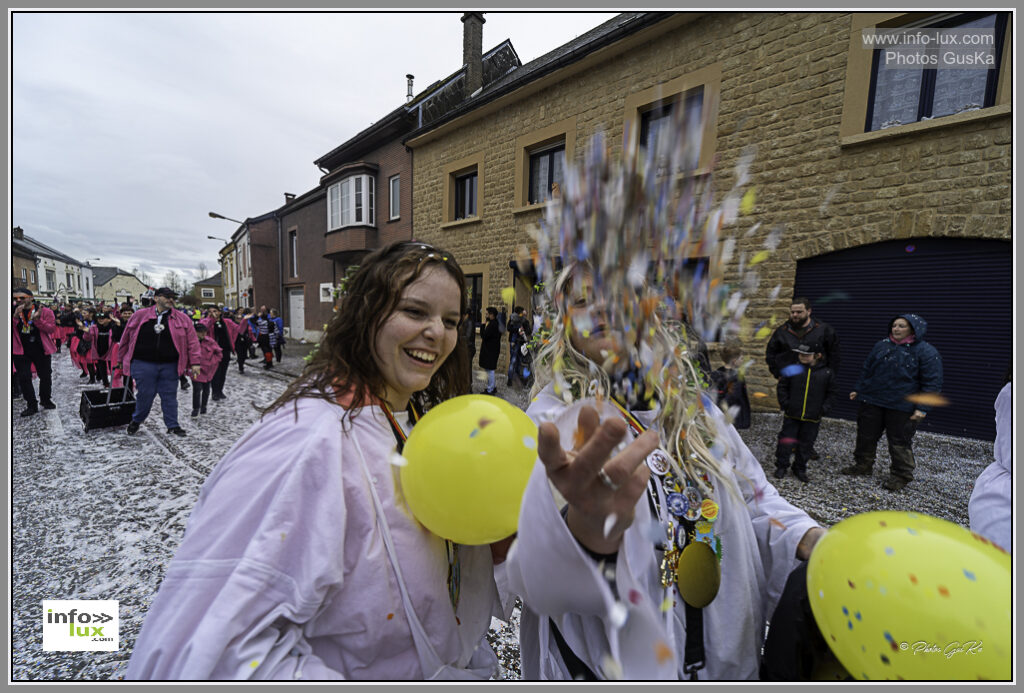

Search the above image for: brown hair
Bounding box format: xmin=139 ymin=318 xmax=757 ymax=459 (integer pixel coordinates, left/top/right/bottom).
xmin=265 ymin=241 xmax=469 ymax=422
xmin=720 ymin=338 xmax=742 ymax=365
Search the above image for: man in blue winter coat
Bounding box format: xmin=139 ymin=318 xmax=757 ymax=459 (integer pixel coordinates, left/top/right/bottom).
xmin=842 ymin=313 xmax=943 ymax=491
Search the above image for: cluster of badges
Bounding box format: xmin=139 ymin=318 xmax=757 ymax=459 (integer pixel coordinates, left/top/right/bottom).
xmin=646 ymin=446 xmax=721 ymax=551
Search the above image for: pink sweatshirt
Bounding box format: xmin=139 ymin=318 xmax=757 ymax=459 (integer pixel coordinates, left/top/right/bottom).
xmin=12 ymin=305 xmax=57 ymax=356
xmin=118 ymin=306 xmax=201 ymax=377
xmin=191 ymin=337 xmax=223 ymax=383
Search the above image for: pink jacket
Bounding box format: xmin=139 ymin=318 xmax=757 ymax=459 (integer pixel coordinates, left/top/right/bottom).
xmin=86 ymin=322 xmax=122 ymax=363
xmin=118 ymin=307 xmax=201 ymax=377
xmin=191 ymin=337 xmax=223 ymax=383
xmin=199 ymin=315 xmax=243 ymax=347
xmin=12 ymin=305 xmax=57 ymax=356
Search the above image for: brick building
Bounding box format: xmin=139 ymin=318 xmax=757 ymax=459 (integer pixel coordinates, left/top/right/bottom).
xmin=12 ymin=227 xmax=38 ymax=292
xmin=91 ymin=266 xmax=150 ymax=305
xmin=275 ymin=13 xmax=522 ymax=342
xmin=407 ymin=12 xmax=1011 ymax=439
xmin=192 ymin=272 xmax=224 ymax=306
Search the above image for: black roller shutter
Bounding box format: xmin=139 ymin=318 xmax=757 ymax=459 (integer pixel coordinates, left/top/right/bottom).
xmin=793 ymin=238 xmax=1011 ymax=441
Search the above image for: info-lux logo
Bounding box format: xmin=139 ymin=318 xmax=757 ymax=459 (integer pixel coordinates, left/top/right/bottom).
xmin=42 ymin=600 xmax=119 ymax=651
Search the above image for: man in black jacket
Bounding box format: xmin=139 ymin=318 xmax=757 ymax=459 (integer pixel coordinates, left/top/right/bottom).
xmin=765 ymin=297 xmax=840 ymax=460
xmin=765 ymin=297 xmax=841 ymax=378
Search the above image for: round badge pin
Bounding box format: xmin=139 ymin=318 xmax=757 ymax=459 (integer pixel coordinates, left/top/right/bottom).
xmin=666 ymin=492 xmax=688 ymax=517
xmin=646 ymin=448 xmax=671 ymax=476
xmin=683 ymin=487 xmax=702 ymax=521
xmin=700 ymin=499 xmax=719 ymax=522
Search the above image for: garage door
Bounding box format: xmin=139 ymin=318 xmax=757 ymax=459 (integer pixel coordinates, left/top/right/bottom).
xmin=793 ymin=238 xmax=1011 ymax=440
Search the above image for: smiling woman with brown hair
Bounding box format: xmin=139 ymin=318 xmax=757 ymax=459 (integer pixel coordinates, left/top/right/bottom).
xmin=126 ymin=241 xmax=514 ymax=681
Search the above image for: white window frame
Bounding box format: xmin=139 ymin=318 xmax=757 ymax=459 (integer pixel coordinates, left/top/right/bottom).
xmin=327 ymin=174 xmax=376 ymax=231
xmin=29 ymin=270 xmax=36 ymax=284
xmin=200 ymin=288 xmax=215 ymax=299
xmin=389 ymin=175 xmax=400 ymax=220
xmin=21 ymin=268 xmax=26 ymax=280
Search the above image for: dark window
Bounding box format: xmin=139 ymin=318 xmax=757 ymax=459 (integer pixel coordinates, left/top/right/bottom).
xmin=528 ymin=144 xmax=565 ymax=204
xmin=639 ymin=87 xmax=704 ymax=175
xmin=289 ymin=230 xmax=298 ymax=277
xmin=454 ymin=171 xmax=477 ymax=220
xmin=465 ymin=273 xmax=483 ymax=329
xmin=866 ymin=13 xmax=1007 ymax=132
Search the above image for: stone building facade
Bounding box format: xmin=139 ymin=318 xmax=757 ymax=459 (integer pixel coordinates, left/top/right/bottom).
xmin=407 ymin=12 xmax=1011 ymax=428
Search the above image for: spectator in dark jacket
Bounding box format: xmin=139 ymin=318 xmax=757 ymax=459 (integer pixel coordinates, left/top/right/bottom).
xmin=775 ymin=343 xmax=837 ymax=482
xmin=506 ymin=305 xmax=532 ymax=388
xmin=478 ymin=306 xmax=501 ymax=395
xmin=710 ymin=338 xmax=751 ymax=430
xmin=460 ymin=307 xmax=476 ymax=390
xmin=764 ymin=297 xmax=841 ymax=378
xmin=842 ymin=313 xmax=943 ymax=491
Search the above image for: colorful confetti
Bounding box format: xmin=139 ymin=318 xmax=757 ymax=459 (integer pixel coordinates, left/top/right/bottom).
xmin=904 ymin=392 xmax=950 ymax=407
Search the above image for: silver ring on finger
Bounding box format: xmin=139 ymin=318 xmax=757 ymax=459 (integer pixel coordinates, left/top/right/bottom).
xmin=597 ymin=466 xmax=621 ymax=492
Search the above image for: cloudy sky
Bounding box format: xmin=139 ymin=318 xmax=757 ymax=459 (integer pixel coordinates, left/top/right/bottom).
xmin=11 ymin=10 xmax=618 ymax=287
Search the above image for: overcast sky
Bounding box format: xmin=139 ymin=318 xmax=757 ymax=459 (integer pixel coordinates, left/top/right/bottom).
xmin=10 ymin=10 xmax=619 ymax=288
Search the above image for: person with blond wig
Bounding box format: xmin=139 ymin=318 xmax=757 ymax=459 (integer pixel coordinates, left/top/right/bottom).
xmin=505 ymin=262 xmax=825 ymax=680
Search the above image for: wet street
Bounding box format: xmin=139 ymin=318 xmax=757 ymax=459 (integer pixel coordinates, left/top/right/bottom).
xmin=11 ymin=342 xmax=993 ymax=680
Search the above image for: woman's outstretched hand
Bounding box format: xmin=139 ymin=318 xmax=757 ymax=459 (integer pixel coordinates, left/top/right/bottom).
xmin=537 ymin=405 xmax=658 ymax=555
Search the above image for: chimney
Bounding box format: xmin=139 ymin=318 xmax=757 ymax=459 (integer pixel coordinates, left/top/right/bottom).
xmin=13 ymin=226 xmax=24 ymax=240
xmin=406 ymin=74 xmax=415 ymax=103
xmin=284 ymin=192 xmax=296 ymax=204
xmin=461 ymin=12 xmax=485 ymax=99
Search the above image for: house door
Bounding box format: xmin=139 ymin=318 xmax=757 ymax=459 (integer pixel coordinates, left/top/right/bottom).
xmin=288 ymin=288 xmax=305 ymax=340
xmin=793 ymin=237 xmax=1011 ymax=440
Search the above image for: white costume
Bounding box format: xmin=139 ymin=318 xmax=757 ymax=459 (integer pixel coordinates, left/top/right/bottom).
xmin=969 ymin=382 xmax=1012 ymax=552
xmin=126 ymin=396 xmax=503 ymax=680
xmin=506 ymin=384 xmax=821 ymax=680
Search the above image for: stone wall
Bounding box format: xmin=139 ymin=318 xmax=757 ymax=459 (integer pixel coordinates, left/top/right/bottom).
xmin=410 ymin=11 xmax=1011 ymax=391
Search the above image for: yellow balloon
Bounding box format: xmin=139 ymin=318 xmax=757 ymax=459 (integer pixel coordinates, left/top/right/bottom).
xmin=807 ymin=511 xmax=1011 ymax=681
xmin=400 ymin=395 xmax=538 ymax=545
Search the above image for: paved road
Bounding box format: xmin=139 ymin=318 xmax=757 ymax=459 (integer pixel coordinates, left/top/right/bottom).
xmin=11 ymin=341 xmax=993 ymax=680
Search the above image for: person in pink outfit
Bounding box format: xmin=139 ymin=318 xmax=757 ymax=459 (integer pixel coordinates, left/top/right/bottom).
xmin=118 ymin=287 xmax=201 ymax=437
xmin=12 ymin=287 xmax=57 ymax=416
xmin=198 ymin=306 xmax=241 ymax=401
xmin=85 ymin=311 xmax=123 ymax=388
xmin=189 ymin=323 xmax=223 ymax=417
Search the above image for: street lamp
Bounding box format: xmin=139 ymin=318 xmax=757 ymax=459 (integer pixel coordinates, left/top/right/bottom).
xmin=207 ymin=235 xmax=229 ymax=243
xmin=208 ymin=211 xmax=245 ymax=224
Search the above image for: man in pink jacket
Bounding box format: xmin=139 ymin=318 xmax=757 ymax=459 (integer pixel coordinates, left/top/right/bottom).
xmin=118 ymin=287 xmax=201 ymax=436
xmin=12 ymin=287 xmax=57 ymax=416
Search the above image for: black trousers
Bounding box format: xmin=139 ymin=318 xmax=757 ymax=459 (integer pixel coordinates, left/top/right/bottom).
xmin=212 ymin=351 xmax=231 ymax=396
xmin=853 ymin=402 xmax=918 ymax=480
xmin=13 ymin=348 xmax=52 ymax=407
xmin=192 ymin=381 xmax=211 ymax=412
xmin=236 ymin=343 xmax=249 ymax=372
xmin=273 ymin=341 xmax=283 ymax=362
xmin=95 ymin=360 xmax=110 ymax=386
xmin=257 ymin=335 xmax=273 ymax=364
xmin=775 ymin=416 xmax=820 ymax=472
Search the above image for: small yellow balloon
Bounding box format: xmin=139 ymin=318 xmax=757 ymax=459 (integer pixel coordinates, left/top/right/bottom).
xmin=807 ymin=511 xmax=1011 ymax=681
xmin=501 ymin=286 xmax=516 ymax=306
xmin=400 ymin=395 xmax=538 ymax=545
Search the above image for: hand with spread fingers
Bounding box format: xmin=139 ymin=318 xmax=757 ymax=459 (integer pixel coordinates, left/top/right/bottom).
xmin=537 ymin=404 xmax=658 ymax=555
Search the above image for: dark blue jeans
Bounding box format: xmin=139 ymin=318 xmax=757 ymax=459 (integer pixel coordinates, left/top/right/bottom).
xmin=131 ymin=360 xmax=180 ymax=429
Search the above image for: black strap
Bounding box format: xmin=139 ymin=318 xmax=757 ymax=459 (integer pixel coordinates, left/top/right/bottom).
xmin=677 ymin=515 xmax=707 ymax=679
xmin=549 ymin=619 xmax=599 ymax=681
